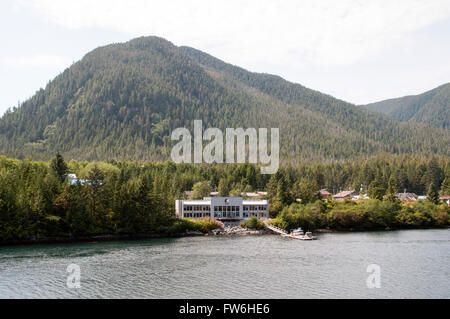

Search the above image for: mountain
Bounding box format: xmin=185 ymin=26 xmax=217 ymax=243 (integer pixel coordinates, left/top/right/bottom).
xmin=0 ymin=36 xmax=449 ymax=162
xmin=364 ymin=83 xmax=450 ymax=129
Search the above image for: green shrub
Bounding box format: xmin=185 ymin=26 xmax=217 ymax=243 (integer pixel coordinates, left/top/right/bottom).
xmin=189 ymin=218 xmax=222 ymax=232
xmin=327 ymin=207 xmax=367 ymax=229
xmin=269 ymin=200 xmax=284 ymax=218
xmin=274 ymin=201 xmax=325 ymax=231
xmin=396 ymin=201 xmax=449 ymax=228
xmin=269 ymin=217 xmax=288 ymax=231
xmin=240 ymin=216 xmax=264 ymax=229
xmin=325 ymin=199 xmax=402 ymax=229
xmin=155 ymin=217 xmax=221 ymax=235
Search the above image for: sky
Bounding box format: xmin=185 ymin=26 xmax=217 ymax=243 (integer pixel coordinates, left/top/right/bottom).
xmin=1 ymin=0 xmax=450 ymax=115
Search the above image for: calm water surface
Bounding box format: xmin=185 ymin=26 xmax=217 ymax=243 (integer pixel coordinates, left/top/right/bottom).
xmin=0 ymin=229 xmax=449 ymax=298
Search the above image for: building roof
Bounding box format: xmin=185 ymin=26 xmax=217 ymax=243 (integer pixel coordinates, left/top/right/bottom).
xmin=179 ymin=197 xmax=268 ymax=205
xmin=320 ymin=189 xmax=331 ymax=195
xmin=352 ymin=194 xmax=370 ymax=200
xmin=243 ymin=200 xmax=269 ymax=205
xmin=440 ymin=195 xmax=450 ymax=200
xmin=240 ymin=191 xmax=268 ymax=197
xmin=242 ymin=192 xmax=257 ymax=197
xmin=181 ymin=200 xmax=212 ymax=205
xmin=395 ymin=193 xmax=418 ymax=199
xmin=334 ymin=190 xmax=357 ymax=198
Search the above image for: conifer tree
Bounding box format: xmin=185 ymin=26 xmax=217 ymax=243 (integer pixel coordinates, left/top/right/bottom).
xmin=385 ymin=177 xmax=398 ymax=202
xmin=218 ymin=178 xmax=230 ymax=196
xmin=50 ymin=152 xmax=68 ymax=183
xmin=440 ymin=177 xmax=450 ymax=196
xmin=191 ymin=181 xmax=211 ymax=199
xmin=427 ymin=183 xmax=440 ymax=204
xmin=368 ymin=178 xmax=385 ymax=200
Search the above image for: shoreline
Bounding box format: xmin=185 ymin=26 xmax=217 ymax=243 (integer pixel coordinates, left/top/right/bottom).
xmin=314 ymin=225 xmax=450 ymax=233
xmin=0 ymin=226 xmax=448 ymax=247
xmin=0 ymin=226 xmax=275 ymax=247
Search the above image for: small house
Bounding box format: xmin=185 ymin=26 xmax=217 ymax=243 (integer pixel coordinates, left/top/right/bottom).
xmin=333 ymin=190 xmax=358 ymax=201
xmin=320 ymin=189 xmax=332 ymax=200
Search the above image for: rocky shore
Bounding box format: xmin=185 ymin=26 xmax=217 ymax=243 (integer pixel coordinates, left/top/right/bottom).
xmin=185 ymin=225 xmax=273 ymax=236
xmin=209 ymin=225 xmax=272 ymax=236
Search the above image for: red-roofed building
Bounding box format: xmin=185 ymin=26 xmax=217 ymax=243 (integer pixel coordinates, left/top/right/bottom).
xmin=320 ymin=189 xmax=332 ymax=200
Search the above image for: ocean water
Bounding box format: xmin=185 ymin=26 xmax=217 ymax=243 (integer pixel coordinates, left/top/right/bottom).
xmin=0 ymin=229 xmax=449 ymax=298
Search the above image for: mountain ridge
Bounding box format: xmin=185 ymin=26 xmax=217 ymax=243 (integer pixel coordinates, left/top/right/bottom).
xmin=364 ymin=83 xmax=450 ymax=129
xmin=0 ymin=36 xmax=448 ymax=162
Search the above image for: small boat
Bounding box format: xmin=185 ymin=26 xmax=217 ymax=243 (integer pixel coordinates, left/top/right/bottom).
xmin=288 ymin=228 xmax=316 ymax=240
xmin=291 ymin=228 xmax=304 ymax=236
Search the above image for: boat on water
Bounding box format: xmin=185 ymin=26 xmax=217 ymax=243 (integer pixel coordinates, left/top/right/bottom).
xmin=285 ymin=228 xmax=316 ymax=240
xmin=291 ymin=228 xmax=304 ymax=236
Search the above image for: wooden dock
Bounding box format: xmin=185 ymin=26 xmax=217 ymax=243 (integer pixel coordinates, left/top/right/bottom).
xmin=264 ymin=223 xmax=288 ymax=235
xmin=264 ymin=221 xmax=316 ymax=240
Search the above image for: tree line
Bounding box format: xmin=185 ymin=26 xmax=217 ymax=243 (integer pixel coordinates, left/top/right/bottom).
xmin=0 ymin=153 xmax=448 ymax=242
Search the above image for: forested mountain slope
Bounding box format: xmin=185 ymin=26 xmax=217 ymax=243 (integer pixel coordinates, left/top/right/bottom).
xmin=0 ymin=36 xmax=448 ymax=162
xmin=364 ymin=83 xmax=450 ymax=129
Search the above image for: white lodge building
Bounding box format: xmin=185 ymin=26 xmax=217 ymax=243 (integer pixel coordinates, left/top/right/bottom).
xmin=175 ymin=197 xmax=269 ymax=221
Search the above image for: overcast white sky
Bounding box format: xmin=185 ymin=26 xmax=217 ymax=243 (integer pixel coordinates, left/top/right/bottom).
xmin=1 ymin=0 xmax=450 ymax=115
